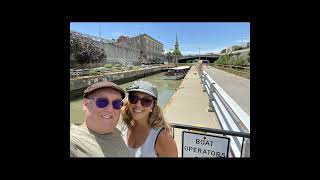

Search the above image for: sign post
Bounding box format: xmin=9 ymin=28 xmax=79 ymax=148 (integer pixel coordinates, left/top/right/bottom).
xmin=182 ymin=131 xmax=230 ymax=157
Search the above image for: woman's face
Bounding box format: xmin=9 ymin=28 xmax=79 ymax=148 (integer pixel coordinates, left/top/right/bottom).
xmin=128 ymin=91 xmax=155 ymax=122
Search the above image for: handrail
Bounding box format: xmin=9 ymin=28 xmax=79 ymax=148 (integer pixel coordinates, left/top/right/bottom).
xmin=171 ymin=123 xmax=250 ymax=138
xmin=202 ymin=71 xmax=250 ymax=131
xmin=70 ymin=69 xmax=90 ymax=77
xmin=197 ymin=67 xmax=250 ymax=157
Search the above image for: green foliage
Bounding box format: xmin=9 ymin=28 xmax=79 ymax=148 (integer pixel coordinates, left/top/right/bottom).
xmin=215 ymin=54 xmax=230 ymax=65
xmin=232 ymin=45 xmax=243 ymax=51
xmin=111 ymin=64 xmax=122 ymax=71
xmin=220 ymin=49 xmax=226 ymax=53
xmin=165 ymin=52 xmax=172 ymax=56
xmin=215 ymin=52 xmax=250 ymax=66
xmin=70 ymin=32 xmax=106 ymax=65
xmin=165 ymin=51 xmax=174 ymax=62
xmin=113 ymin=64 xmax=122 ymax=67
xmin=131 ymin=66 xmax=140 ymax=70
xmin=104 ymin=64 xmax=113 ymax=68
xmin=172 ymin=49 xmax=182 ymax=56
xmin=90 ymin=68 xmax=102 ymax=75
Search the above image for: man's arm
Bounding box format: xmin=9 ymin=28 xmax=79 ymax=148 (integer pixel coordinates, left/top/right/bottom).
xmin=70 ymin=136 xmax=77 ymax=157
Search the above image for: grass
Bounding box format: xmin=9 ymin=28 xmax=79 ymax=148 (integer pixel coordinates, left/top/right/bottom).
xmin=212 ymin=65 xmax=250 ymax=79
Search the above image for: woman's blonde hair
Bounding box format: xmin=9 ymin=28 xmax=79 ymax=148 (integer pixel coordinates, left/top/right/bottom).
xmin=120 ymin=98 xmax=172 ymax=134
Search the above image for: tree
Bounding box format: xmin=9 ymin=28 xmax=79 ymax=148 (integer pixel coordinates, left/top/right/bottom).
xmin=215 ymin=54 xmax=230 ymax=65
xmin=172 ymin=49 xmax=182 ymax=56
xmin=232 ymin=45 xmax=243 ymax=51
xmin=70 ymin=32 xmax=106 ymax=68
xmin=164 ymin=51 xmax=174 ymax=63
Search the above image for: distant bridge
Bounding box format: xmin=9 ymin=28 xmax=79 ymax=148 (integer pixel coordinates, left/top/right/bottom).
xmin=177 ymin=54 xmax=219 ymax=63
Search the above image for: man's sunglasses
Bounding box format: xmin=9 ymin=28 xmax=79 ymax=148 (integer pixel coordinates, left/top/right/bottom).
xmin=128 ymin=94 xmax=154 ymax=107
xmin=88 ymin=97 xmax=123 ymax=110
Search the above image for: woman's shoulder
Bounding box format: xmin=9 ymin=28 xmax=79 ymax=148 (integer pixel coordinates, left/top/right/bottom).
xmin=156 ymin=128 xmax=172 ymax=141
xmin=155 ymin=128 xmax=178 ymax=157
xmin=155 ymin=128 xmax=175 ymax=148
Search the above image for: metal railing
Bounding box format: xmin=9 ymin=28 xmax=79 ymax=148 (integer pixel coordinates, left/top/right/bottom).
xmin=70 ymin=69 xmax=90 ymax=77
xmin=197 ymin=65 xmax=250 ymax=157
xmin=213 ymin=64 xmax=250 ymax=73
xmin=170 ymin=123 xmax=250 ymax=157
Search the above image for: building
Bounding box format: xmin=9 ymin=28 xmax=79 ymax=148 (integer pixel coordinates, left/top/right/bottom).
xmin=173 ymin=34 xmax=182 ymax=56
xmin=116 ymin=34 xmax=164 ymax=64
xmin=70 ymin=31 xmax=164 ymax=66
xmin=70 ymin=31 xmax=141 ymax=67
xmin=116 ymin=36 xmax=129 ymax=43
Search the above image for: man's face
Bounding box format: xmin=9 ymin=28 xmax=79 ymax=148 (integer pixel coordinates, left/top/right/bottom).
xmin=83 ymin=88 xmax=122 ymax=134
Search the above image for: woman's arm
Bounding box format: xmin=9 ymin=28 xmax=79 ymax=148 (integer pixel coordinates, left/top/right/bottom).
xmin=155 ymin=130 xmax=178 ymax=157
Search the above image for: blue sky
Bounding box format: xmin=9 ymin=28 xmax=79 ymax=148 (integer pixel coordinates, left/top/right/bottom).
xmin=70 ymin=22 xmax=250 ymax=55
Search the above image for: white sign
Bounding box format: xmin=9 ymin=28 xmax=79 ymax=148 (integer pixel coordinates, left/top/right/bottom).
xmin=182 ymin=131 xmax=230 ymax=157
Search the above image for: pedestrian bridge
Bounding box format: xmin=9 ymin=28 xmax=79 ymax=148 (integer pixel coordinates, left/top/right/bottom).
xmin=177 ymin=54 xmax=219 ymax=63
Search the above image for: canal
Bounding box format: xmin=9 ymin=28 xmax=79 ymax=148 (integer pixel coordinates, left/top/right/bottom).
xmin=70 ymin=72 xmax=183 ymax=124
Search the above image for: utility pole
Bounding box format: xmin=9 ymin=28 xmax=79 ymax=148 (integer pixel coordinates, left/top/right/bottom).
xmin=98 ymin=23 xmax=106 ymax=63
xmin=139 ymin=33 xmax=143 ymax=65
xmin=243 ymin=33 xmax=245 ymax=46
xmin=99 ymin=24 xmax=101 ymax=39
xmin=241 ymin=33 xmax=243 ymax=46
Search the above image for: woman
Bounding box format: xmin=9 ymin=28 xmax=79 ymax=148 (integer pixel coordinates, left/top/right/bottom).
xmin=120 ymin=80 xmax=178 ymax=157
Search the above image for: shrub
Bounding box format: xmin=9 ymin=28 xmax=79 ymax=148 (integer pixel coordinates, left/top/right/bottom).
xmin=104 ymin=64 xmax=113 ymax=68
xmin=113 ymin=64 xmax=122 ymax=67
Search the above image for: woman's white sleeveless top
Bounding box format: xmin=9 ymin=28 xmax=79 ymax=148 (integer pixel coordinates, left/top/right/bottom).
xmin=122 ymin=126 xmax=164 ymax=157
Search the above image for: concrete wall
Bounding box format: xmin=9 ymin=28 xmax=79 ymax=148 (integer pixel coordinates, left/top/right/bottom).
xmin=71 ymin=31 xmax=165 ymax=66
xmin=116 ymin=34 xmax=164 ymax=64
xmin=103 ymin=43 xmax=141 ymax=65
xmin=70 ymin=67 xmax=163 ymax=99
xmin=141 ymin=34 xmax=164 ymax=63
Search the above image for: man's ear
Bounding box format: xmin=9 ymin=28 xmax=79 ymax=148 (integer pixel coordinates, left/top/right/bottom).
xmin=82 ymin=99 xmax=88 ymax=111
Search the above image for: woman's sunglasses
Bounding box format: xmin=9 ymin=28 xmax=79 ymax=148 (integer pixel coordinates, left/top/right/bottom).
xmin=88 ymin=97 xmax=123 ymax=110
xmin=128 ymin=94 xmax=154 ymax=107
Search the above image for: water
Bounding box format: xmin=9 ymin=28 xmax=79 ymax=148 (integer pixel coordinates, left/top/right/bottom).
xmin=70 ymin=72 xmax=183 ymax=124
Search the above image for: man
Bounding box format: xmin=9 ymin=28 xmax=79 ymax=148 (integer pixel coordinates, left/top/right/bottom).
xmin=70 ymin=81 xmax=131 ymax=157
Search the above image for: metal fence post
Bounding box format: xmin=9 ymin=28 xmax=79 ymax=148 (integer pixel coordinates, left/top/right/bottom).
xmin=208 ymin=82 xmax=215 ymax=112
xmin=202 ymin=74 xmax=207 ymax=92
xmin=241 ymin=138 xmax=250 ymax=157
xmin=199 ymin=67 xmax=204 ymax=84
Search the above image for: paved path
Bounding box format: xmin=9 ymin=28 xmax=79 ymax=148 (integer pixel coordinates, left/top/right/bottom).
xmin=204 ymin=66 xmax=250 ymax=115
xmin=163 ymin=65 xmax=221 ymax=157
